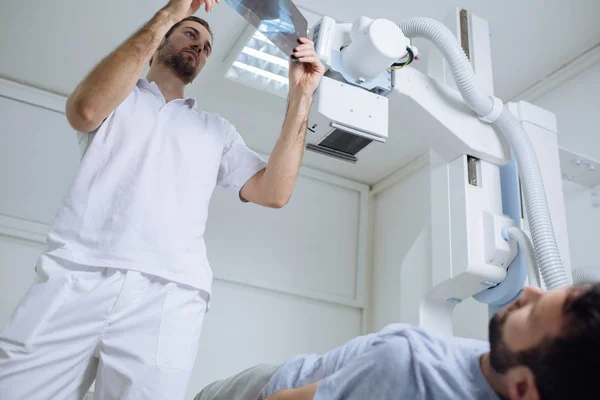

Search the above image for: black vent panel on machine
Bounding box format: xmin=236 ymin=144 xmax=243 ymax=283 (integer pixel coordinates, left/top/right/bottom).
xmin=320 ymin=129 xmax=373 ymax=156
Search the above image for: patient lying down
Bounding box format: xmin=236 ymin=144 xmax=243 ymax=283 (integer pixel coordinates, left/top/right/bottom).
xmin=196 ymin=283 xmax=600 ymax=400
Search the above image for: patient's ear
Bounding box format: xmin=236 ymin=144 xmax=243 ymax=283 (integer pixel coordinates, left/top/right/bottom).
xmin=506 ymin=367 xmax=540 ymax=400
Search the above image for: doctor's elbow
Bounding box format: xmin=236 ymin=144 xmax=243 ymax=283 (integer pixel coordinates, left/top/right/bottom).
xmin=65 ymin=96 xmax=102 ymax=133
xmin=264 ymin=188 xmax=292 ymax=208
xmin=267 ymin=195 xmax=290 ymax=209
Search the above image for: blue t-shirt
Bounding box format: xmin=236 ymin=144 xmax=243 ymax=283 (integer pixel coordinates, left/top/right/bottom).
xmin=265 ymin=323 xmax=499 ymax=400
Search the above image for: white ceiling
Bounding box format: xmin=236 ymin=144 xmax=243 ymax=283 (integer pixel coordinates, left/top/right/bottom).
xmin=1 ymin=0 xmax=599 ymax=185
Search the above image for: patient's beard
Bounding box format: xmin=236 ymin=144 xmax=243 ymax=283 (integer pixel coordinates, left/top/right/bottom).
xmin=488 ymin=312 xmax=520 ymax=374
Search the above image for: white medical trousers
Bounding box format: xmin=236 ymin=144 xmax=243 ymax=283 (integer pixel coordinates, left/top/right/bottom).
xmin=0 ymin=254 xmax=208 ymax=400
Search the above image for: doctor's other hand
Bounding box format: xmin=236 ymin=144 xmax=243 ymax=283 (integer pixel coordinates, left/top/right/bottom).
xmin=162 ymin=0 xmax=219 ymax=22
xmin=289 ymin=37 xmax=326 ymax=98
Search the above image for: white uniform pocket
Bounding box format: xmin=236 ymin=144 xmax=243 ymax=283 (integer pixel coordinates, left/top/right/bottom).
xmin=156 ymin=284 xmax=207 ymax=371
xmin=0 ymin=263 xmax=73 ymax=352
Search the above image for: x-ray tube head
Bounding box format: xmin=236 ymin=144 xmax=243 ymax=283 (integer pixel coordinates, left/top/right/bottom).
xmin=340 ymin=17 xmax=408 ymax=83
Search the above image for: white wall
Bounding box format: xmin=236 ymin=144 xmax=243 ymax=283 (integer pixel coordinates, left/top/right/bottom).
xmin=534 ymin=61 xmax=600 ymax=271
xmin=369 ymin=166 xmax=431 ymax=332
xmin=368 ymin=162 xmax=489 ymax=341
xmin=561 ymin=181 xmax=600 ymax=269
xmin=534 ymin=62 xmax=600 ymax=162
xmin=0 ymin=79 xmax=367 ymax=397
xmin=205 ymin=176 xmax=362 ymax=303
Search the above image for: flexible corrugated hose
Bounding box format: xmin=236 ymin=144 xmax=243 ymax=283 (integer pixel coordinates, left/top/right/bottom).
xmin=397 ymin=18 xmax=570 ymax=289
xmin=573 ymin=266 xmax=600 ymax=284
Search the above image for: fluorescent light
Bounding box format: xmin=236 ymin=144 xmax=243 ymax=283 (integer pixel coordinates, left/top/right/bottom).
xmin=225 ymin=26 xmax=292 ymax=97
xmin=241 ymin=47 xmax=289 ymax=69
xmin=232 ymin=61 xmax=289 ymax=85
xmin=224 ymin=6 xmax=322 ymax=97
xmin=252 ymin=30 xmax=271 ymax=43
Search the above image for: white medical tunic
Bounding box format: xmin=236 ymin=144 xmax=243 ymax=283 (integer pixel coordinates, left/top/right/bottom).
xmin=45 ymin=79 xmax=267 ymax=297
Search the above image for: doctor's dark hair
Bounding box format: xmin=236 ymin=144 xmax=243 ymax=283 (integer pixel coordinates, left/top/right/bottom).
xmin=165 ymin=16 xmax=213 ymax=42
xmin=516 ymin=283 xmax=600 ymax=399
xmin=149 ymin=16 xmax=214 ymax=66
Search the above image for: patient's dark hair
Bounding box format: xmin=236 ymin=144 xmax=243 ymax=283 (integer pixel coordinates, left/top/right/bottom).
xmin=518 ymin=283 xmax=600 ymax=399
xmin=149 ymin=16 xmax=213 ymax=66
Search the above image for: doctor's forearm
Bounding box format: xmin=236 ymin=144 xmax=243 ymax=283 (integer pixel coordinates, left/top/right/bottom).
xmin=66 ymin=9 xmax=178 ymax=133
xmin=261 ymin=94 xmax=312 ymax=206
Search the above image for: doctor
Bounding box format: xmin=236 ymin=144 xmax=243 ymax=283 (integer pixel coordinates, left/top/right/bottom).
xmin=0 ymin=0 xmax=325 ymax=399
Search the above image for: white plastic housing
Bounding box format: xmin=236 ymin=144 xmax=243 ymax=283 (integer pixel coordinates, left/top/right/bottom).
xmin=482 ymin=212 xmax=518 ymax=269
xmin=305 ymin=76 xmax=388 ymax=161
xmin=312 ymin=16 xmax=337 ymax=68
xmin=421 ymin=154 xmax=510 ymax=336
xmin=308 ymin=76 xmax=388 ymax=141
xmin=340 ymin=17 xmax=407 ymax=82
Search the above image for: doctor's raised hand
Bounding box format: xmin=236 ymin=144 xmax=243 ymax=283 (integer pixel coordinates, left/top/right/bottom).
xmin=289 ymin=37 xmax=326 ymax=98
xmin=162 ymin=0 xmax=220 ymax=21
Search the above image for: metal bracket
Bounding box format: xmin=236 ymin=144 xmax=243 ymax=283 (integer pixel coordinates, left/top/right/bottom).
xmin=559 ymin=147 xmax=600 ymax=208
xmin=560 ymin=147 xmax=600 ymax=187
xmin=592 ymin=186 xmax=600 ymax=208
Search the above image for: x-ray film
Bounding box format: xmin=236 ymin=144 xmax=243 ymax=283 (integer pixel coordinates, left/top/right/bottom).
xmin=224 ymin=0 xmax=308 ymax=58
